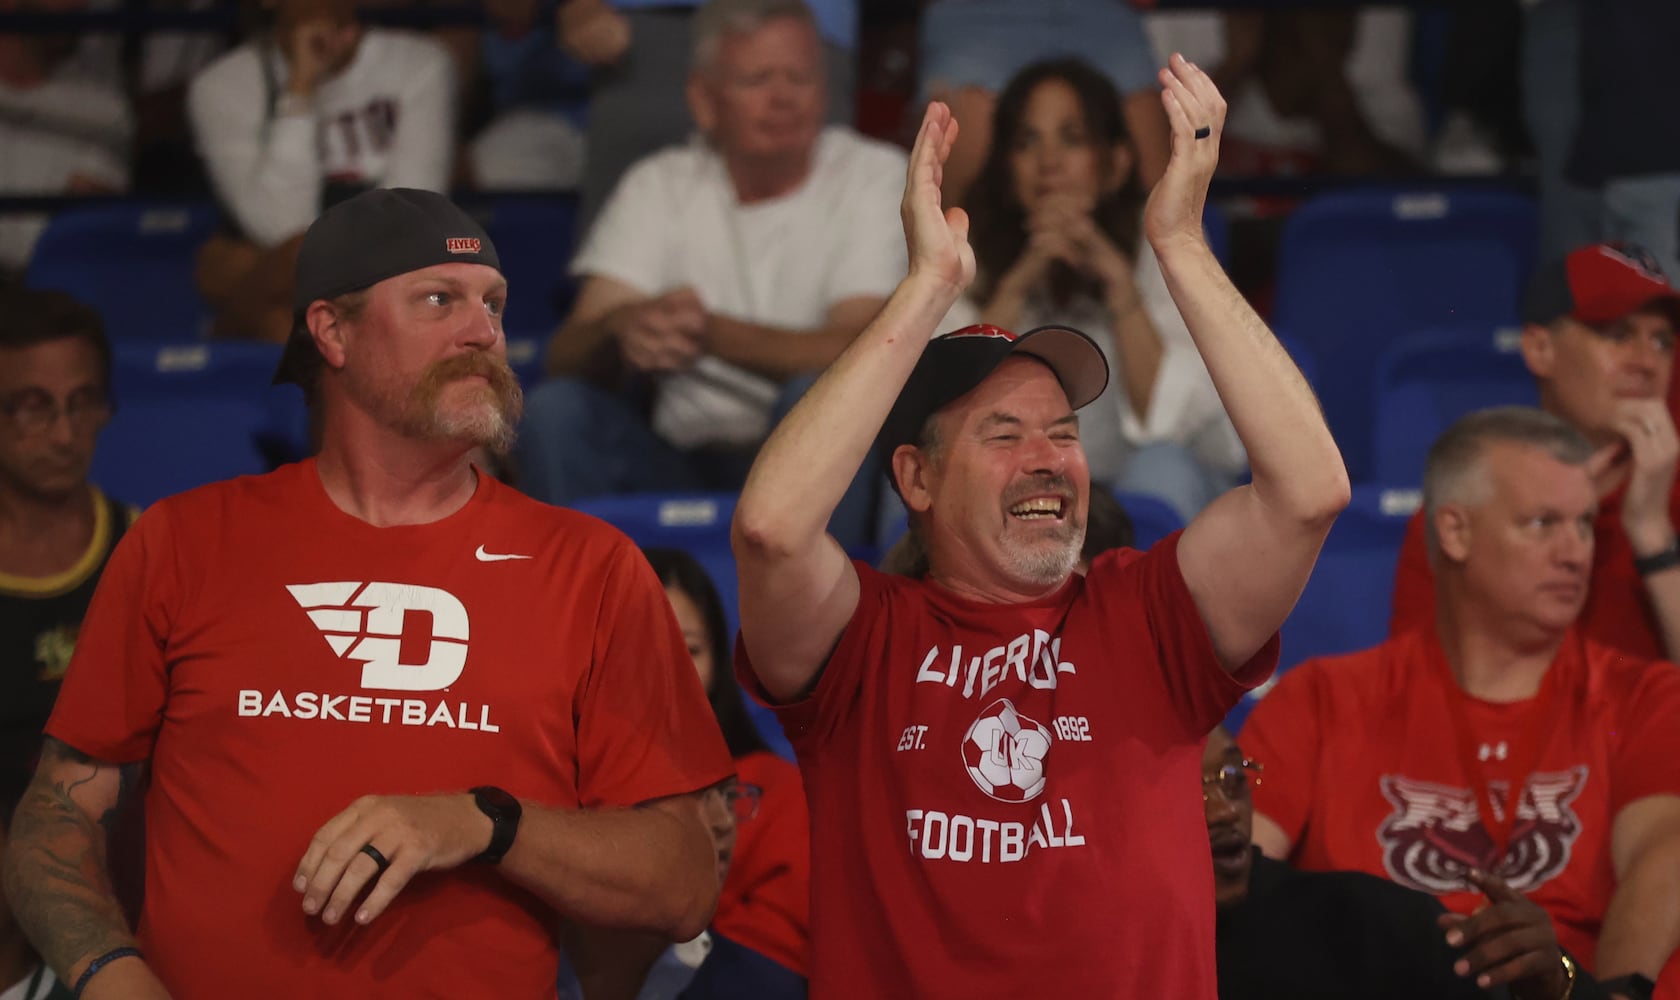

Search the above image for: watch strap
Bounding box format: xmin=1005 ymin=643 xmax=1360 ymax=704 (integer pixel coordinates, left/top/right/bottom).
xmin=469 ymin=786 xmax=521 ymax=865
xmin=1634 ymin=540 xmax=1680 ymax=577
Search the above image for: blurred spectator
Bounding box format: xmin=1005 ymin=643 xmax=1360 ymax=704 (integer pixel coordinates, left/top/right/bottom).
xmin=1521 ymin=0 xmax=1596 ymax=264
xmin=918 ymin=0 xmax=1168 ymax=206
xmin=188 ymin=0 xmax=456 ymax=342
xmin=517 ymin=0 xmax=904 ymax=547
xmin=1567 ymin=0 xmax=1680 ymax=284
xmin=1243 ymin=406 xmax=1680 ymax=991
xmin=1428 ymin=1 xmax=1525 ymax=177
xmin=1205 ymin=727 xmax=1599 ymax=1000
xmin=464 ymin=0 xmax=589 ymax=192
xmin=0 ymin=0 xmax=132 ymax=277
xmin=1391 ymin=244 xmax=1680 ymax=663
xmin=563 ymin=0 xmax=857 ymax=234
xmin=1142 ymin=8 xmax=1424 ymax=178
xmin=0 ymin=288 xmax=128 ymax=1000
xmin=645 ymin=546 xmax=809 ymax=985
xmin=944 ymin=58 xmax=1243 ymax=522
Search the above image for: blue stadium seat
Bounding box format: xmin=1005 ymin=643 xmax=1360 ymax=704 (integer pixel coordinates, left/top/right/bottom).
xmin=1225 ymin=484 xmax=1418 ymax=733
xmin=27 ymin=201 xmax=219 ymax=342
xmin=569 ymin=492 xmax=796 ymax=761
xmin=95 ymin=342 xmax=305 ymax=507
xmin=1272 ymin=187 xmax=1537 ymax=481
xmin=1371 ymin=327 xmax=1539 ymax=485
xmin=505 ymin=335 xmax=546 ymax=389
xmin=469 ymin=195 xmax=580 ymax=341
xmin=1113 ymin=490 xmax=1183 ymax=549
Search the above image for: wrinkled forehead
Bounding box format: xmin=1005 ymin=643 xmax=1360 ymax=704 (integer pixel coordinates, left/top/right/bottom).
xmin=942 ymin=356 xmax=1074 ymax=428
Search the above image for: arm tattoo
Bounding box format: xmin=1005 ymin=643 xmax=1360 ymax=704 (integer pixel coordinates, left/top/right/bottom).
xmin=1 ymin=738 xmax=141 ymax=983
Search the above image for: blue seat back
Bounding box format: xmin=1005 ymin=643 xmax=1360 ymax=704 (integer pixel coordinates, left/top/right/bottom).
xmin=95 ymin=342 xmax=301 ymax=506
xmin=1272 ymin=187 xmax=1537 ymax=480
xmin=28 ymin=202 xmax=219 ymax=341
xmin=1371 ymin=327 xmax=1539 ymax=485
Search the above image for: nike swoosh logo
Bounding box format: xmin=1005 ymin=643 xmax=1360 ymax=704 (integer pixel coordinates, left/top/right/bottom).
xmin=475 ymin=545 xmax=534 ymax=562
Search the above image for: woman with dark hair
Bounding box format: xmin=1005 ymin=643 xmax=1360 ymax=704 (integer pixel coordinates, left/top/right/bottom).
xmin=951 ymin=57 xmax=1246 ymax=522
xmin=641 ymin=548 xmax=810 ymax=987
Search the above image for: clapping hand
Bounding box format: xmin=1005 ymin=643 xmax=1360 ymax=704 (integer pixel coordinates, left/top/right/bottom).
xmin=1144 ymin=53 xmax=1225 ymax=253
xmin=902 ymin=102 xmax=976 ymax=297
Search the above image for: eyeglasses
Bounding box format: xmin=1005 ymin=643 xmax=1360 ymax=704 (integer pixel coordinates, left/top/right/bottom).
xmin=1202 ymin=759 xmax=1262 ymax=803
xmin=725 ymin=783 xmax=762 ymax=823
xmin=0 ymin=389 xmax=111 ymax=436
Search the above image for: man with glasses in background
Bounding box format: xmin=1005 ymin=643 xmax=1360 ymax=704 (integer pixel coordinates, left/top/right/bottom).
xmin=1204 ymin=726 xmax=1602 ymax=1000
xmin=0 ymin=287 xmax=127 ymax=1000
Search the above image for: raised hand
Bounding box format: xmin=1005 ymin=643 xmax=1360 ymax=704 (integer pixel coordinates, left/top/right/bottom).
xmin=1439 ymin=869 xmax=1570 ymax=1000
xmin=1144 ymin=53 xmax=1226 ymax=253
xmin=901 ymin=102 xmax=976 ymax=296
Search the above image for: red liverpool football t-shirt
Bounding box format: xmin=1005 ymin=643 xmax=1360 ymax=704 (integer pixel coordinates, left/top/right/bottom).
xmin=47 ymin=460 xmax=734 ymax=1000
xmin=739 ymin=533 xmax=1276 ymax=999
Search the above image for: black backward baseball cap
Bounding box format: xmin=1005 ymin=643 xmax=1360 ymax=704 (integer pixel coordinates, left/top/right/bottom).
xmin=273 ymin=187 xmax=502 ymax=386
xmin=877 ymin=323 xmax=1110 ymax=493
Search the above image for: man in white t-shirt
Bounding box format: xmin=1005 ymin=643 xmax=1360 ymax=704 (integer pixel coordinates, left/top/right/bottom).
xmin=518 ymin=0 xmax=906 ymax=546
xmin=187 ymin=0 xmax=456 ymax=342
xmin=0 ymin=0 xmax=132 ymax=277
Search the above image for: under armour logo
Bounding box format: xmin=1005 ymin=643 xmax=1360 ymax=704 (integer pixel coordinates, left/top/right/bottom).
xmin=288 ymin=581 xmax=469 ymax=691
xmin=1478 ymin=742 xmax=1509 ymax=762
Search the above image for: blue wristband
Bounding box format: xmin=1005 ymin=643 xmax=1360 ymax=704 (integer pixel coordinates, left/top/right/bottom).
xmin=72 ymin=947 xmax=143 ymax=998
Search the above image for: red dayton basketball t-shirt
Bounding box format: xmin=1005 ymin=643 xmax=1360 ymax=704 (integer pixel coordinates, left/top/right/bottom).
xmin=1390 ymin=479 xmax=1680 ymax=660
xmin=47 ymin=460 xmax=733 ymax=1000
xmin=1241 ymin=628 xmax=1680 ymax=972
xmin=739 ymin=533 xmax=1276 ymax=999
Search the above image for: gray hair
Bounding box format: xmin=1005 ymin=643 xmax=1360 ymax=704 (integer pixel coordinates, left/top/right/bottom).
xmin=691 ymin=0 xmax=819 ymax=75
xmin=1422 ymin=405 xmax=1594 ymax=556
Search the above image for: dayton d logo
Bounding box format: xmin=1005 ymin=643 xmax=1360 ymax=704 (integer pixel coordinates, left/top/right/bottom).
xmin=288 ymin=582 xmax=469 ymax=691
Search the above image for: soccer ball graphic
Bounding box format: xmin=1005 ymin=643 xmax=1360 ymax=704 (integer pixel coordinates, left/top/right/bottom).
xmin=962 ymin=698 xmax=1052 ymax=802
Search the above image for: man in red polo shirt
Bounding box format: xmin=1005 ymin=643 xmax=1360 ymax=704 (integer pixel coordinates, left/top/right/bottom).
xmin=1391 ymin=243 xmax=1680 ymax=662
xmin=1251 ymin=406 xmax=1680 ymax=1000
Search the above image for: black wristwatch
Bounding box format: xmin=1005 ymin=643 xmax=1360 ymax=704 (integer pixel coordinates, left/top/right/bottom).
xmin=1634 ymin=539 xmax=1680 ymax=577
xmin=1600 ymin=974 xmax=1656 ymax=1000
xmin=469 ymin=786 xmax=522 ymax=865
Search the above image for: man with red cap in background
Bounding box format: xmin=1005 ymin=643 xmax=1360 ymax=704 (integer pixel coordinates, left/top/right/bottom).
xmin=1391 ymin=242 xmax=1680 ymax=662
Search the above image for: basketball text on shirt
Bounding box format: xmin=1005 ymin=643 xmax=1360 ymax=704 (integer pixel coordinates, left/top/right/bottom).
xmin=236 ymin=581 xmax=500 ymax=732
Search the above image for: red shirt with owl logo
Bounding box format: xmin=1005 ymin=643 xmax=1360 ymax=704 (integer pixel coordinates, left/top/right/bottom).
xmin=739 ymin=532 xmax=1275 ymax=999
xmin=1240 ymin=627 xmax=1680 ymax=975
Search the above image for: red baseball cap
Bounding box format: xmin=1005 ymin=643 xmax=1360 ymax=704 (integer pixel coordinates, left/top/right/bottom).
xmin=1522 ymin=243 xmax=1680 ymax=328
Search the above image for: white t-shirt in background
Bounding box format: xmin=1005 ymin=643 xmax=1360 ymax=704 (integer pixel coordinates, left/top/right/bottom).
xmin=188 ymin=29 xmax=455 ymax=247
xmin=573 ymin=125 xmax=908 ymax=449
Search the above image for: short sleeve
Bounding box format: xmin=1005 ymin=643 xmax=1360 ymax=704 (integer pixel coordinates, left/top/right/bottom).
xmin=1389 ymin=512 xmax=1436 ymax=637
xmin=568 ymin=153 xmax=673 ymax=293
xmin=735 ymin=560 xmax=889 ymax=757
xmin=1092 ymin=531 xmax=1277 ymax=738
xmin=1238 ymin=661 xmax=1327 ymax=846
xmin=44 ymin=505 xmax=180 ymax=764
xmin=1609 ymin=662 xmax=1680 ymax=814
xmin=575 ymin=543 xmax=734 ymax=808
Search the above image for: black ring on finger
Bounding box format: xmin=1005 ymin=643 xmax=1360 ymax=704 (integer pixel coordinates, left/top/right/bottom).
xmin=360 ymin=843 xmax=391 ymax=873
xmin=1194 ymin=126 xmax=1212 ymax=140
